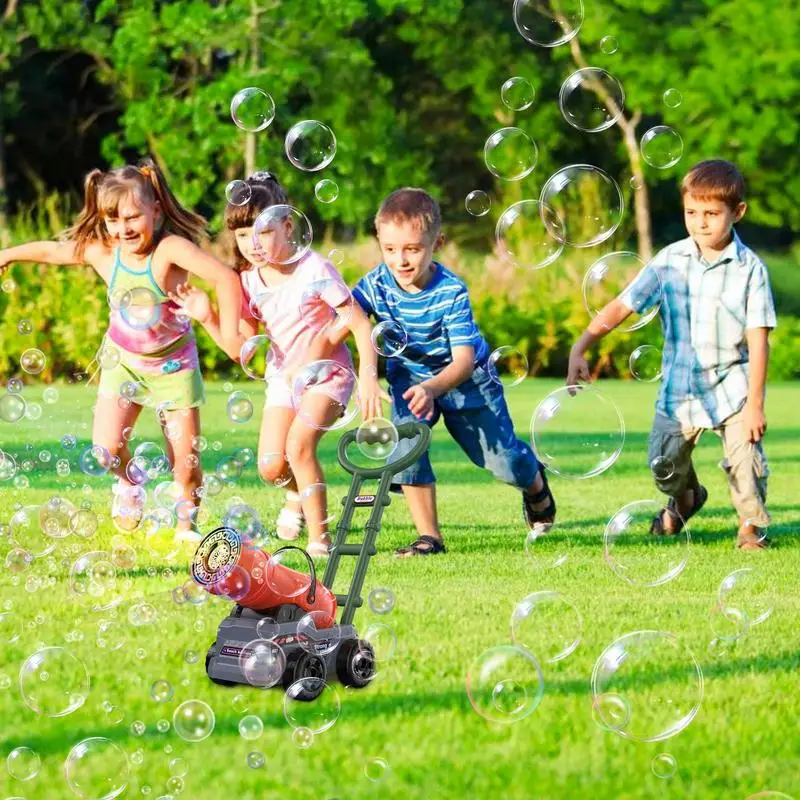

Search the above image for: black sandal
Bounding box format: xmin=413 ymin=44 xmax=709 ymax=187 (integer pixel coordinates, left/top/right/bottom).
xmin=650 ymin=485 xmax=708 ymax=536
xmin=522 ymin=463 xmax=556 ymax=530
xmin=394 ymin=535 xmax=446 ymax=558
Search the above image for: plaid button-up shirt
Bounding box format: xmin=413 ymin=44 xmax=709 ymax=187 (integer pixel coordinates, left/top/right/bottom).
xmin=620 ymin=232 xmax=777 ymax=428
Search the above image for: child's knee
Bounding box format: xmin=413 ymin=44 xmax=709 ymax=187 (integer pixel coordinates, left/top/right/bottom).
xmin=286 ymin=436 xmax=316 ymax=468
xmin=258 ymin=454 xmax=289 ymax=484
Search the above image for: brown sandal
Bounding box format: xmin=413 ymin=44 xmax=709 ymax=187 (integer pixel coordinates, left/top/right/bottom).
xmin=394 ymin=535 xmax=446 ymax=558
xmin=650 ymin=485 xmax=708 ymax=536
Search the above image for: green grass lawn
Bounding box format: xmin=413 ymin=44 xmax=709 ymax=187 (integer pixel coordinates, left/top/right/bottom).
xmin=0 ymin=378 xmax=798 ymax=800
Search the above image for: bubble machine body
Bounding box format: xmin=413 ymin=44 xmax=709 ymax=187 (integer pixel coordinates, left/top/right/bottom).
xmin=194 ymin=422 xmax=431 ymax=700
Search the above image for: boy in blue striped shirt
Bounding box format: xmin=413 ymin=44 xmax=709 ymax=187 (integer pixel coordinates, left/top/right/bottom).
xmin=352 ymin=188 xmax=555 ymax=557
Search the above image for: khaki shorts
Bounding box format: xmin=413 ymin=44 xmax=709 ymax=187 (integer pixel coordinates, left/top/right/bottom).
xmin=647 ymin=408 xmax=770 ymax=527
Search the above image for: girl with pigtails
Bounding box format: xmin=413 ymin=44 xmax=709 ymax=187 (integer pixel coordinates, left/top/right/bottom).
xmin=0 ymin=158 xmax=243 ymax=543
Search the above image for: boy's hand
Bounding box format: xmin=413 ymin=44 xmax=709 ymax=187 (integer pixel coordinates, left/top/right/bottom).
xmin=168 ymin=283 xmax=212 ymax=324
xmin=743 ymin=402 xmax=767 ymax=443
xmin=359 ymin=377 xmax=391 ymax=422
xmin=402 ymin=383 xmax=435 ymax=421
xmin=566 ymin=348 xmax=591 ymax=395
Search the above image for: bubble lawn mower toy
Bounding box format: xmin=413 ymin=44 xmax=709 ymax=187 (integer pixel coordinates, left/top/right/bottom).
xmin=192 ymin=422 xmax=431 ymax=700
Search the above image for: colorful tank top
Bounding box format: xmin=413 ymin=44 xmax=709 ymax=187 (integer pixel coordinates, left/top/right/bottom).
xmin=106 ymin=248 xmax=192 ymax=356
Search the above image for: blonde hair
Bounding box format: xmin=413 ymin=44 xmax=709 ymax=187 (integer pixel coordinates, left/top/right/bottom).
xmin=681 ymin=160 xmax=745 ymax=210
xmin=375 ymin=187 xmax=441 ymax=241
xmin=65 ymin=157 xmax=207 ymax=260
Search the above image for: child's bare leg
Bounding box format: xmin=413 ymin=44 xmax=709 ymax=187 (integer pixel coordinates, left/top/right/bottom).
xmin=160 ymin=407 xmax=202 ymax=532
xmin=92 ymin=394 xmax=144 ymax=483
xmin=257 ymin=406 xmax=305 ymax=537
xmin=286 ymin=395 xmax=341 ymax=545
xmin=400 ymin=484 xmax=441 ymax=541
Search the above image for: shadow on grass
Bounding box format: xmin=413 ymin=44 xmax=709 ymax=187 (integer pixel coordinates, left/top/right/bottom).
xmin=6 ymin=647 xmax=800 ymax=756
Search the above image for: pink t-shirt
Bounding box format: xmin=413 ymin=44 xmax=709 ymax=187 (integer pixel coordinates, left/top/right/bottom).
xmin=240 ymin=250 xmax=354 ymax=380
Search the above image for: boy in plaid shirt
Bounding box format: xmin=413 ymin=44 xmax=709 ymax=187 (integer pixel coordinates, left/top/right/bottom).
xmin=568 ymin=160 xmax=777 ymax=550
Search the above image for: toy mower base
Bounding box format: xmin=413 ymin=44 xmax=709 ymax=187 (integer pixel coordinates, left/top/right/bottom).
xmin=204 ymin=604 xmax=377 ymax=697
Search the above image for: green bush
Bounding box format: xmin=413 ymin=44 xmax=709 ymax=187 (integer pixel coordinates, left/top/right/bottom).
xmin=1 ymin=207 xmax=798 ymax=383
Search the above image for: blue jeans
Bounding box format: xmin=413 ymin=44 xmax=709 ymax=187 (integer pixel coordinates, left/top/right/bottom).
xmin=387 ymin=363 xmax=540 ymax=490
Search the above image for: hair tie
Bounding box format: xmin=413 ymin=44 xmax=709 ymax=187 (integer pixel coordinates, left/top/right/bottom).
xmin=140 ymin=166 xmax=153 ymax=179
xmin=248 ymin=170 xmax=273 ymax=182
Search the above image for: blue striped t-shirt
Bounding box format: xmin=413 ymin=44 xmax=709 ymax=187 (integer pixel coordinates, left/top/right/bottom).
xmin=353 ymin=262 xmax=490 ymax=383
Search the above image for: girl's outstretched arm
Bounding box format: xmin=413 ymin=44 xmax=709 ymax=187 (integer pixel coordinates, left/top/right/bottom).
xmin=159 ymin=235 xmax=242 ymax=352
xmin=0 ymin=240 xmax=85 ymax=271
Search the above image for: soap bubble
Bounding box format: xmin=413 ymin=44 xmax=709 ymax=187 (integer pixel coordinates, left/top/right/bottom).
xmin=285 ymin=120 xmax=337 ymax=172
xmin=604 ymin=499 xmax=690 ymax=587
xmin=641 ymin=126 xmax=684 ymax=169
xmin=501 ymin=76 xmax=535 ymax=111
xmin=240 ymin=334 xmax=272 ymax=380
xmin=291 ymin=360 xmax=358 ymax=431
xmin=511 ymin=591 xmax=582 ymax=663
xmin=582 ymin=252 xmax=662 ymax=332
xmin=512 ymin=0 xmax=583 ymax=47
xmin=20 ymin=347 xmax=46 ymax=375
xmin=0 ymin=449 xmax=17 ymax=480
xmin=368 ymin=587 xmax=395 ymax=615
xmin=292 ymin=727 xmax=314 ymax=749
xmin=297 ymin=610 xmax=340 ymax=656
xmin=530 ymin=385 xmax=625 ymax=479
xmin=466 ymin=645 xmax=544 ymax=724
xmin=17 ymin=318 xmax=33 ymax=335
xmin=284 ymin=679 xmax=341 ymax=733
xmin=362 ymin=622 xmax=398 ymax=662
xmin=650 ymin=455 xmax=675 ymax=481
xmin=709 ymin=604 xmax=749 ymax=644
xmin=150 ymin=679 xmax=174 ymax=703
xmin=240 ymin=640 xmax=285 ymax=688
xmin=559 ymin=68 xmax=624 ymax=133
xmin=365 ymin=758 xmax=390 ymax=782
xmin=465 ymin=190 xmax=491 ymax=217
xmin=591 ymin=631 xmax=703 ymax=741
xmin=355 ymin=417 xmax=399 ymax=461
xmin=227 ymin=391 xmax=254 ymax=423
xmin=256 ymin=616 xmax=279 ymax=640
xmin=314 ymin=178 xmax=339 ymax=204
xmin=239 ymin=714 xmax=264 ymax=740
xmin=629 ymin=345 xmax=663 ymax=382
xmin=173 ymin=699 xmax=215 ymax=742
xmin=484 ymin=127 xmax=538 ymax=181
xmin=65 ymin=737 xmax=130 ymax=800
xmin=226 ymin=180 xmax=252 ymax=206
xmin=663 ymin=88 xmax=683 ymax=108
xmin=6 ymin=746 xmax=41 ymax=781
xmin=10 ymin=505 xmax=57 ymax=558
xmin=0 ymin=612 xmax=22 ymax=644
xmin=371 ymin=320 xmax=408 ymax=357
xmin=0 ymin=392 xmax=27 ymax=423
xmin=230 ymin=87 xmax=275 ymax=132
xmin=540 ymin=165 xmax=624 ymax=248
xmin=488 ymin=346 xmax=528 ymax=387
xmin=19 ymin=646 xmax=90 ymax=717
xmin=299 ymin=277 xmax=354 ymax=333
xmin=79 ymin=445 xmax=113 ymax=477
xmin=718 ymin=568 xmax=774 ymax=627
xmin=591 ymin=692 xmax=631 ymax=732
xmin=120 ymin=287 xmax=161 ymax=331
xmin=600 ymin=35 xmax=618 ymax=54
xmin=496 ymin=200 xmax=564 ymax=270
xmin=97 ymin=344 xmax=121 ymax=370
xmin=651 ymin=753 xmax=678 ymax=779
xmin=253 ymin=204 xmax=312 ymax=265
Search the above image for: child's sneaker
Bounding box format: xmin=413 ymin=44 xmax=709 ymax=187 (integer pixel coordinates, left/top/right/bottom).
xmin=174 ymin=528 xmax=203 ymax=545
xmin=276 ymin=491 xmax=305 ymax=541
xmin=111 ymin=481 xmax=144 ymax=532
xmin=522 ymin=465 xmax=556 ymax=531
xmin=307 ymin=535 xmax=331 ymax=558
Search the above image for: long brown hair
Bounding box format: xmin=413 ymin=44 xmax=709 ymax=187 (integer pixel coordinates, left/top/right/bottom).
xmin=65 ymin=157 xmax=207 ymax=260
xmin=223 ymin=170 xmax=288 ymax=272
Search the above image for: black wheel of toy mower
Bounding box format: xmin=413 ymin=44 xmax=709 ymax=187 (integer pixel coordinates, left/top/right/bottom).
xmin=336 ymin=639 xmax=376 ymax=688
xmin=282 ymin=651 xmax=327 ymax=700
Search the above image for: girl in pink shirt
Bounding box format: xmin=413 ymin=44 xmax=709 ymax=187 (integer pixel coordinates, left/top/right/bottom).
xmin=173 ymin=172 xmax=386 ymax=556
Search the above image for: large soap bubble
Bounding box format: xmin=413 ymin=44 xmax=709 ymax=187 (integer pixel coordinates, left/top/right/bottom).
xmin=484 ymin=127 xmax=538 ymax=181
xmin=510 ymin=591 xmax=582 ymax=663
xmin=230 ymin=87 xmax=275 ymax=133
xmin=496 ymin=200 xmax=564 ymax=270
xmin=466 ymin=645 xmax=544 ymax=724
xmin=19 ymin=647 xmax=90 ymax=717
xmin=539 ymin=165 xmax=624 ymax=248
xmin=530 ymin=385 xmax=625 ymax=479
xmin=604 ymin=499 xmax=690 ymax=587
xmin=559 ymin=68 xmax=625 ymax=133
xmin=285 ymin=120 xmax=337 ymax=172
xmin=253 ymin=205 xmax=312 ymax=265
xmin=64 ymin=737 xmax=130 ymax=800
xmin=512 ymin=0 xmax=583 ymax=48
xmin=591 ymin=631 xmax=703 ymax=742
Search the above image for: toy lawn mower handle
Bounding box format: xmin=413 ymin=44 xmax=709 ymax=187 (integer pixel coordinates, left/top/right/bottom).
xmin=271 ymin=545 xmax=317 ymax=604
xmin=337 ymin=421 xmax=431 ymax=479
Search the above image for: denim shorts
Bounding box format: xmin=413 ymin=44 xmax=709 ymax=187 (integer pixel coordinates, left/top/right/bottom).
xmin=387 ymin=363 xmax=540 ymax=490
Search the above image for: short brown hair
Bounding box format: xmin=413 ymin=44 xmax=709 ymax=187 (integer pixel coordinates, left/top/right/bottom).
xmin=681 ymin=160 xmax=745 ymax=209
xmin=223 ymin=171 xmax=288 ymax=272
xmin=375 ymin=188 xmax=441 ymax=240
